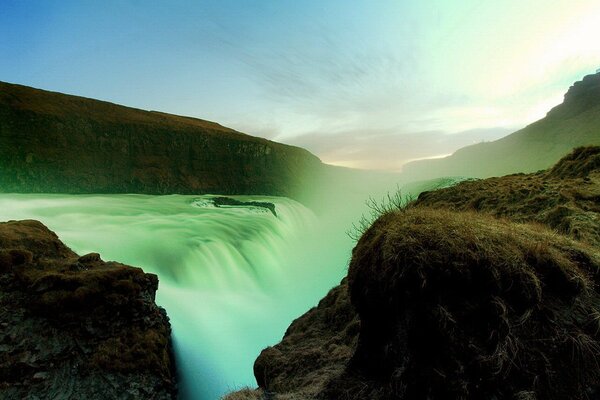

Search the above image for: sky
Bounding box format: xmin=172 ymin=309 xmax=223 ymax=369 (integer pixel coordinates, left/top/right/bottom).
xmin=1 ymin=0 xmax=600 ymax=170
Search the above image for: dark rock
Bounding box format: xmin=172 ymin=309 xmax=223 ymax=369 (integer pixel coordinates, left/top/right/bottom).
xmin=0 ymin=81 xmax=323 ymax=202
xmin=344 ymin=208 xmax=600 ymax=399
xmin=231 ymin=147 xmax=600 ymax=400
xmin=0 ymin=220 xmax=177 ymax=399
xmin=78 ymin=253 xmax=101 ymax=264
xmin=211 ymin=196 xmax=278 ymax=216
xmin=253 ymin=281 xmax=358 ymax=397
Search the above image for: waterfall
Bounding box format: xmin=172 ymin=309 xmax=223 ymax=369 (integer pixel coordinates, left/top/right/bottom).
xmin=0 ymin=174 xmax=449 ymax=398
xmin=0 ymin=193 xmax=354 ymax=399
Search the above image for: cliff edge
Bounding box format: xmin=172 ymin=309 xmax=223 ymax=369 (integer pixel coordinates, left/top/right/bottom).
xmin=0 ymin=220 xmax=177 ymax=399
xmin=229 ymin=146 xmax=600 ymax=400
xmin=0 ymin=81 xmax=322 ymax=201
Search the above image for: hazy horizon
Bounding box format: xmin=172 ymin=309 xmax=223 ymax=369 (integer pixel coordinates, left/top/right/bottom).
xmin=2 ymin=0 xmax=600 ymax=170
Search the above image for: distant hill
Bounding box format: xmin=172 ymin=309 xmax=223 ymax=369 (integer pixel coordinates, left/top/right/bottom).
xmin=0 ymin=81 xmax=322 ymax=200
xmin=402 ymin=71 xmax=600 ymax=180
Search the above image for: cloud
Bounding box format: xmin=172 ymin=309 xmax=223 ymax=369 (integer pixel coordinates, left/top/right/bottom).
xmin=195 ymin=1 xmax=594 ymax=171
xmin=221 ymin=23 xmax=428 ymax=120
xmin=285 ymin=126 xmax=512 ymax=170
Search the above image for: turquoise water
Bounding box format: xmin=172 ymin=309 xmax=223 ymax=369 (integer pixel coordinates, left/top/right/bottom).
xmin=0 ymin=193 xmax=356 ymax=399
xmin=0 ymin=175 xmax=452 ymax=398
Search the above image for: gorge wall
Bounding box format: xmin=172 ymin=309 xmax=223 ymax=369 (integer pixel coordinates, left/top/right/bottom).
xmin=0 ymin=81 xmax=322 ymax=201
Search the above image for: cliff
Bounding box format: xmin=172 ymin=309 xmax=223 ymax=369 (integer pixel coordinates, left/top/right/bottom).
xmin=0 ymin=81 xmax=322 ymax=200
xmin=415 ymin=146 xmax=600 ymax=246
xmin=0 ymin=220 xmax=176 ymax=399
xmin=402 ymin=72 xmax=600 ymax=180
xmin=228 ymin=146 xmax=600 ymax=400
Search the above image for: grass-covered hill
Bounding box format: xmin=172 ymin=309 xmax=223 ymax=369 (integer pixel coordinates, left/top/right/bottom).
xmin=228 ymin=146 xmax=600 ymax=400
xmin=403 ymin=72 xmax=600 ymax=181
xmin=0 ymin=81 xmax=322 ymax=200
xmin=416 ymin=146 xmax=600 ymax=246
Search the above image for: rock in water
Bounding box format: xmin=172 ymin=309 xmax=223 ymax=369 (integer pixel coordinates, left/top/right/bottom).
xmin=0 ymin=220 xmax=177 ymax=399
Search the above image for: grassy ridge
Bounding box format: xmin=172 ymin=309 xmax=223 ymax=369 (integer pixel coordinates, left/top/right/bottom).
xmin=229 ymin=146 xmax=600 ymax=400
xmin=403 ymin=72 xmax=600 ymax=181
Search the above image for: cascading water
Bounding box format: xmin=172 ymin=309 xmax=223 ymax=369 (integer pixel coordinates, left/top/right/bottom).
xmin=0 ymin=193 xmax=357 ymax=399
xmin=0 ymin=172 xmax=452 ymax=398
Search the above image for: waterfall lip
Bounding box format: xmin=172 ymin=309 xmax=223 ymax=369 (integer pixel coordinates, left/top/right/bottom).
xmin=190 ymin=196 xmax=277 ymax=217
xmin=0 ymin=192 xmax=325 ymax=399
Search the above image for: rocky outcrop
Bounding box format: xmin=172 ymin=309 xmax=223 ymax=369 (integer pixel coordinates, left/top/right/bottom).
xmin=344 ymin=208 xmax=600 ymax=399
xmin=211 ymin=196 xmax=278 ymax=217
xmin=230 ymin=146 xmax=600 ymax=400
xmin=0 ymin=220 xmax=176 ymax=399
xmin=402 ymin=72 xmax=600 ymax=181
xmin=415 ymin=146 xmax=600 ymax=246
xmin=253 ymin=281 xmax=358 ymax=398
xmin=547 ymin=72 xmax=600 ymax=120
xmin=0 ymin=81 xmax=322 ymax=201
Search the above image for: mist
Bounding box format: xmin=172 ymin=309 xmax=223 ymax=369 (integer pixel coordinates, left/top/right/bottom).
xmin=0 ymin=169 xmax=456 ymax=398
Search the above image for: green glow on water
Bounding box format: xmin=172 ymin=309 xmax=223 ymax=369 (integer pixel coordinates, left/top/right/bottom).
xmin=0 ymin=175 xmax=447 ymax=398
xmin=0 ymin=193 xmax=355 ymax=399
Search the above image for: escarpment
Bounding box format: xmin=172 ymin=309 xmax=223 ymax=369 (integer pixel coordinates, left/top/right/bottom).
xmin=415 ymin=146 xmax=600 ymax=246
xmin=231 ymin=146 xmax=600 ymax=400
xmin=0 ymin=81 xmax=322 ymax=201
xmin=402 ymin=71 xmax=600 ymax=181
xmin=0 ymin=220 xmax=177 ymax=400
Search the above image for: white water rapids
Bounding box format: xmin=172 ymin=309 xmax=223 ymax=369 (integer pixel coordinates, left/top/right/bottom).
xmin=0 ymin=194 xmax=354 ymax=399
xmin=0 ymin=177 xmax=450 ymax=398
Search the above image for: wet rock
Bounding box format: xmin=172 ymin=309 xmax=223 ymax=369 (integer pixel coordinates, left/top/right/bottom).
xmin=0 ymin=220 xmax=177 ymax=399
xmin=231 ymin=147 xmax=600 ymax=400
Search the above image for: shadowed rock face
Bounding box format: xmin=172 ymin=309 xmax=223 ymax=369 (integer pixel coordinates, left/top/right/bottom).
xmin=346 ymin=208 xmax=600 ymax=400
xmin=253 ymin=280 xmax=359 ymax=398
xmin=0 ymin=81 xmax=322 ymax=201
xmin=0 ymin=220 xmax=176 ymax=400
xmin=230 ymin=147 xmax=600 ymax=400
xmin=415 ymin=146 xmax=600 ymax=246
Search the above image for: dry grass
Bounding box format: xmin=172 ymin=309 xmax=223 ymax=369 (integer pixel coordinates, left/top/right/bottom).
xmin=344 ymin=206 xmax=600 ymax=399
xmin=416 ymin=146 xmax=600 ymax=246
xmin=228 ymin=147 xmax=600 ymax=400
xmin=221 ymin=388 xmax=265 ymax=400
xmin=548 ymin=146 xmax=600 ymax=179
xmin=221 ymin=388 xmax=312 ymax=400
xmin=348 ymin=188 xmax=413 ymax=241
